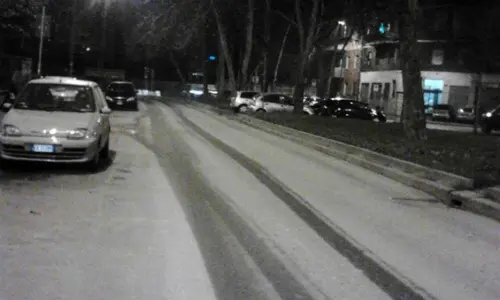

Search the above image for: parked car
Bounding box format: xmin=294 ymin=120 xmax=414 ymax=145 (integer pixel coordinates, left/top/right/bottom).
xmin=303 ymin=95 xmax=322 ymax=107
xmin=252 ymin=93 xmax=314 ymax=114
xmin=456 ymin=106 xmax=474 ymax=123
xmin=251 ymin=93 xmax=294 ymax=113
xmin=312 ymin=98 xmax=384 ymax=122
xmin=105 ymin=81 xmax=138 ymax=110
xmin=424 ymin=105 xmax=433 ymax=118
xmin=310 ymin=99 xmax=340 ymax=116
xmin=480 ymin=105 xmax=500 ymax=134
xmin=456 ymin=106 xmax=485 ymax=123
xmin=431 ymin=104 xmax=456 ymax=122
xmin=0 ymin=76 xmax=112 ymax=171
xmin=230 ymin=91 xmax=260 ymax=113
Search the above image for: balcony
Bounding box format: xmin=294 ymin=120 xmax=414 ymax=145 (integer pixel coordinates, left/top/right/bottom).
xmin=361 ymin=57 xmax=400 ymax=71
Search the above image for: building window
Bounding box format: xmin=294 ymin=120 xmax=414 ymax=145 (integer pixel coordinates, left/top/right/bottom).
xmin=431 ymin=49 xmax=444 ymax=65
xmin=354 ymin=55 xmax=360 ymax=69
xmin=392 ymin=80 xmax=396 ymax=97
xmin=343 ymin=55 xmax=350 ymax=69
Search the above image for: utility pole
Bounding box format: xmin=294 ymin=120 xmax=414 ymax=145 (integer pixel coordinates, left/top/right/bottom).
xmin=68 ymin=0 xmax=77 ymax=75
xmin=37 ymin=5 xmax=46 ymax=75
xmin=98 ymin=3 xmax=108 ymax=69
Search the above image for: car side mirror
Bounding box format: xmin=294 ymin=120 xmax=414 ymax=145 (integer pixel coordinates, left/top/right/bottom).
xmin=100 ymin=107 xmax=111 ymax=114
xmin=1 ymin=102 xmax=12 ymax=112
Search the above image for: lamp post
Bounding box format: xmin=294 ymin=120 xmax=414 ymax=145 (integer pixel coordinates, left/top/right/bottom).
xmin=37 ymin=5 xmax=46 ymax=75
xmin=68 ymin=0 xmax=77 ymax=75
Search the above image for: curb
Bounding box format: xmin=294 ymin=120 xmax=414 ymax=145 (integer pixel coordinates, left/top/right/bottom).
xmin=182 ymin=100 xmax=500 ymax=222
xmin=427 ymin=121 xmax=472 ymax=127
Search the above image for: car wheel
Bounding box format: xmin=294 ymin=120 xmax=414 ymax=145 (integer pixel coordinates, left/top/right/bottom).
xmin=0 ymin=158 xmax=13 ymax=171
xmin=481 ymin=125 xmax=492 ymax=134
xmin=100 ymin=138 xmax=110 ymax=160
xmin=85 ymin=140 xmax=101 ymax=172
xmin=238 ymin=105 xmax=249 ymax=113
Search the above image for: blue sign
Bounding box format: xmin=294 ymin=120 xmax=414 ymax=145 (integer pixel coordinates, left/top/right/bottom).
xmin=209 ymin=56 xmax=216 ymax=61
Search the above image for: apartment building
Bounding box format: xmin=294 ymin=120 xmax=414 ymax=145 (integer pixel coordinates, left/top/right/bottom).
xmin=357 ymin=2 xmax=500 ymax=117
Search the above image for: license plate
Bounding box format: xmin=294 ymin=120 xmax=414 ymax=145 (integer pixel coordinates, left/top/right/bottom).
xmin=117 ymin=100 xmax=123 ymax=105
xmin=31 ymin=144 xmax=55 ymax=153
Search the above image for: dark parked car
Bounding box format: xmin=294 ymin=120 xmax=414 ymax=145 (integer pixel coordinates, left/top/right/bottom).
xmin=312 ymin=99 xmax=385 ymax=122
xmin=105 ymin=81 xmax=138 ymax=110
xmin=310 ymin=99 xmax=339 ymax=116
xmin=480 ymin=105 xmax=500 ymax=134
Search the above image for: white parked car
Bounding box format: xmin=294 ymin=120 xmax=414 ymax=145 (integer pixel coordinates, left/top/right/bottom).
xmin=251 ymin=93 xmax=294 ymax=113
xmin=252 ymin=93 xmax=314 ymax=115
xmin=230 ymin=91 xmax=260 ymax=112
xmin=0 ymin=76 xmax=112 ymax=171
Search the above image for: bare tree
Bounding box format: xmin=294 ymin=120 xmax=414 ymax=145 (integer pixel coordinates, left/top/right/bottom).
xmin=398 ymin=0 xmax=426 ymax=140
xmin=239 ymin=0 xmax=255 ymax=89
xmin=271 ymin=24 xmax=291 ymax=91
xmin=0 ymin=0 xmax=42 ymax=36
xmin=291 ymin=0 xmax=321 ymax=113
xmin=211 ymin=0 xmax=237 ymax=94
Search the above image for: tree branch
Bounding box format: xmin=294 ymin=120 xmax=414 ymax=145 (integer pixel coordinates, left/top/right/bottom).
xmin=272 ymin=10 xmax=298 ymax=27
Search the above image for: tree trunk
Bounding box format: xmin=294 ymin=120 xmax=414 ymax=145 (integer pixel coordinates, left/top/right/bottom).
xmin=292 ymin=56 xmax=307 ymax=112
xmin=216 ymin=38 xmax=226 ymax=107
xmin=68 ymin=0 xmax=77 ymax=75
xmin=272 ymin=24 xmax=291 ymax=91
xmin=473 ymin=82 xmax=480 ymax=134
xmin=168 ymin=51 xmax=186 ymax=84
xmin=211 ymin=0 xmax=237 ymax=93
xmin=240 ymin=0 xmax=254 ymax=90
xmin=293 ymin=0 xmax=320 ymax=113
xmin=98 ymin=4 xmax=107 ymax=69
xmin=398 ymin=0 xmax=426 ymax=140
xmin=216 ymin=38 xmax=226 ymax=94
xmin=316 ymin=49 xmax=325 ymax=97
xmin=201 ymin=24 xmax=209 ymax=95
xmin=261 ymin=0 xmax=271 ymax=92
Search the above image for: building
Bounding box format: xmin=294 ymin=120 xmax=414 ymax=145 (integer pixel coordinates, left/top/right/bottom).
xmin=357 ymin=2 xmax=500 ymax=118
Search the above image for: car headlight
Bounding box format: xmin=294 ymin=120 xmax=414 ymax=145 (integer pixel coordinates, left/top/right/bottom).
xmin=1 ymin=125 xmax=22 ymax=136
xmin=106 ymin=96 xmax=114 ymax=101
xmin=371 ymin=108 xmax=377 ymax=115
xmin=485 ymin=112 xmax=492 ymax=118
xmin=67 ymin=128 xmax=96 ymax=140
xmin=126 ymin=97 xmax=135 ymax=102
xmin=458 ymin=108 xmax=464 ymax=113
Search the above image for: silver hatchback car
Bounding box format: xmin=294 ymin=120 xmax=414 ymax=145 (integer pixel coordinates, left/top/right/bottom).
xmin=0 ymin=77 xmax=112 ymax=171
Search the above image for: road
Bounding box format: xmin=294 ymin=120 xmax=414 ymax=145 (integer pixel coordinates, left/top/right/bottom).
xmin=1 ymin=99 xmax=499 ymax=300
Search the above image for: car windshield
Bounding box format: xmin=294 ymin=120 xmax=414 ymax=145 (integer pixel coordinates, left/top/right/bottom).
xmin=240 ymin=91 xmax=259 ymax=99
xmin=107 ymin=82 xmax=135 ymax=96
xmin=434 ymin=104 xmax=450 ymax=110
xmin=13 ymin=84 xmax=95 ymax=112
xmin=462 ymin=107 xmax=473 ymax=112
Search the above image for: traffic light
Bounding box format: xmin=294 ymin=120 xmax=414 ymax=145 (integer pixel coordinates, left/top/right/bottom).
xmin=379 ymin=23 xmax=386 ymax=34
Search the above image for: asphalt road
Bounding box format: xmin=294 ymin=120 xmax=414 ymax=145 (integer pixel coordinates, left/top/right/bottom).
xmin=1 ymin=99 xmax=499 ymax=300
